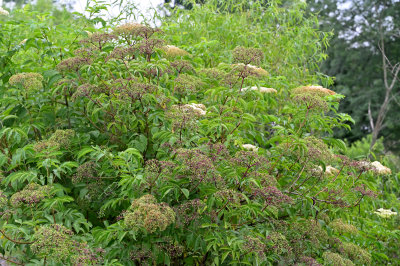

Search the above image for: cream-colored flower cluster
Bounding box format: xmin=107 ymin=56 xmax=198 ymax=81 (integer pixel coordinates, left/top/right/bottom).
xmin=177 ymin=103 xmax=206 ymax=116
xmin=242 ymin=144 xmax=259 ymax=152
xmin=371 ymin=161 xmax=391 ymax=175
xmin=242 ymin=86 xmax=277 ymax=93
xmin=292 ymin=85 xmax=336 ymax=96
xmin=0 ymin=7 xmax=9 ymax=16
xmin=234 ymin=63 xmax=269 ymax=76
xmin=316 ymin=165 xmax=339 ymax=176
xmin=374 ymin=208 xmax=397 ymax=218
xmin=164 ymin=45 xmax=189 ymax=58
xmin=325 ymin=165 xmax=339 ymax=175
xmin=113 ymin=22 xmax=147 ymax=36
xmin=329 ymin=219 xmax=358 ymax=234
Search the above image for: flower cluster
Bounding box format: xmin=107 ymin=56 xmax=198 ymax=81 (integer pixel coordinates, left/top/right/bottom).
xmin=174 ymin=148 xmax=219 ymax=183
xmin=145 ymin=159 xmax=174 ymax=177
xmin=370 ymin=161 xmax=391 ymax=175
xmin=174 ymin=199 xmax=206 ymax=227
xmin=0 ymin=7 xmax=9 ymax=16
xmin=48 ymin=129 xmax=75 ymax=149
xmin=242 ymin=86 xmax=277 ymax=93
xmin=325 ymin=166 xmax=339 ymax=175
xmin=374 ymin=208 xmax=397 ymax=218
xmin=233 ymin=63 xmax=269 ymax=78
xmin=73 ymin=162 xmax=97 ymax=184
xmin=157 ymin=237 xmax=185 ymax=259
xmin=329 ymin=219 xmax=358 ymax=234
xmin=124 ymin=194 xmax=175 ymax=234
xmin=278 ymin=136 xmax=333 ymax=166
xmin=214 ymin=189 xmax=245 ymax=205
xmin=296 ymin=256 xmax=322 ymax=266
xmin=32 ymin=224 xmax=102 ymax=264
xmin=253 ymin=186 xmax=293 ymax=207
xmin=287 ymin=219 xmax=329 ymax=252
xmin=142 ymin=159 xmax=175 ymax=191
xmin=173 ymin=73 xmax=204 ymax=94
xmin=322 ymin=251 xmax=354 ymax=266
xmin=163 ymin=45 xmax=189 ymax=58
xmin=32 ymin=224 xmax=74 ymax=262
xmin=114 ymin=23 xmax=160 ymax=40
xmin=56 ymin=57 xmax=91 ymax=72
xmin=199 ymin=68 xmax=227 ymax=82
xmin=80 ymin=32 xmax=116 ymax=50
xmin=292 ymin=85 xmax=336 ymax=97
xmin=242 ymin=236 xmax=267 ymax=257
xmin=291 ymin=87 xmax=331 ymax=112
xmin=205 ymin=142 xmax=230 ymax=162
xmin=353 ymin=184 xmax=377 ymax=198
xmin=232 ymin=46 xmax=264 ymax=66
xmin=33 ymin=140 xmax=60 ymax=153
xmin=170 ymin=59 xmax=194 ymax=74
xmin=348 ymin=160 xmax=373 ymax=172
xmin=71 ymin=83 xmax=95 ymax=101
xmin=70 ymin=241 xmax=104 ymax=265
xmin=138 ymin=38 xmax=165 ymax=59
xmin=241 ymin=143 xmax=259 ymax=152
xmin=185 ymin=103 xmax=207 ymax=116
xmin=303 ymin=136 xmax=333 ymax=163
xmin=33 ymin=129 xmax=75 ymax=154
xmin=129 ymin=247 xmax=154 ymax=263
xmin=74 ymin=47 xmax=94 ymax=58
xmin=341 ymin=242 xmax=371 ymax=265
xmin=231 ymin=151 xmax=269 ymax=170
xmin=116 ymin=81 xmax=158 ymax=101
xmin=113 ymin=23 xmax=165 ymax=61
xmin=9 ymin=72 xmax=43 ymax=91
xmin=167 ymin=104 xmax=205 ymax=134
xmin=107 ymin=46 xmax=136 ymax=61
xmin=10 ymin=183 xmax=52 ymax=207
xmin=266 ymin=232 xmax=292 ymax=255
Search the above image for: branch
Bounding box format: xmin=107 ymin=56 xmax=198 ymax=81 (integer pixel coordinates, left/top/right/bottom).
xmin=378 ymin=28 xmax=389 ymax=90
xmin=389 ymin=90 xmax=400 ymax=103
xmin=0 ymin=229 xmax=35 ymax=245
xmin=378 ymin=32 xmax=400 ymax=92
xmin=388 ymin=63 xmax=400 ymax=91
xmin=0 ymin=254 xmax=24 ymax=265
xmin=368 ymin=102 xmax=374 ymax=130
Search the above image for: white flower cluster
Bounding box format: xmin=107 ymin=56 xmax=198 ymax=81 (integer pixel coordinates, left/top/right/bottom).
xmin=371 ymin=161 xmax=391 ymax=175
xmin=183 ymin=103 xmax=206 ymax=116
xmin=242 ymin=86 xmax=277 ymax=93
xmin=316 ymin=165 xmax=339 ymax=176
xmin=234 ymin=63 xmax=268 ymax=76
xmin=374 ymin=208 xmax=397 ymax=218
xmin=0 ymin=7 xmax=9 ymax=16
xmin=242 ymin=144 xmax=259 ymax=152
xmin=325 ymin=165 xmax=339 ymax=175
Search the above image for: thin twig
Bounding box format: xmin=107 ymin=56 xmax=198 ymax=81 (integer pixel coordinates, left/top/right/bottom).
xmin=0 ymin=229 xmax=34 ymax=245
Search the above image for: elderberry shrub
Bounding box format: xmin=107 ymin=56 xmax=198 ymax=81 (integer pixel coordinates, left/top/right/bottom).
xmin=0 ymin=1 xmax=398 ymax=265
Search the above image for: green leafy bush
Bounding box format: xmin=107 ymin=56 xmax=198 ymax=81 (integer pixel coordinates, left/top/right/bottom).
xmin=0 ymin=0 xmax=399 ymax=265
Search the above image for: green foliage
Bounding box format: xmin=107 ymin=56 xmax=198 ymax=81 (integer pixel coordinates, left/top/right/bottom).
xmin=0 ymin=0 xmax=399 ymax=265
xmin=346 ymin=135 xmax=385 ymax=159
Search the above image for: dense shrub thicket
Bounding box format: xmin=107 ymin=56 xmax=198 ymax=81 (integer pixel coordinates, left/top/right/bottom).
xmin=0 ymin=1 xmax=399 ymax=265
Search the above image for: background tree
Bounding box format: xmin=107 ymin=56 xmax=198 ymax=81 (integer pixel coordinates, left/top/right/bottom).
xmin=307 ymin=0 xmax=400 ymax=153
